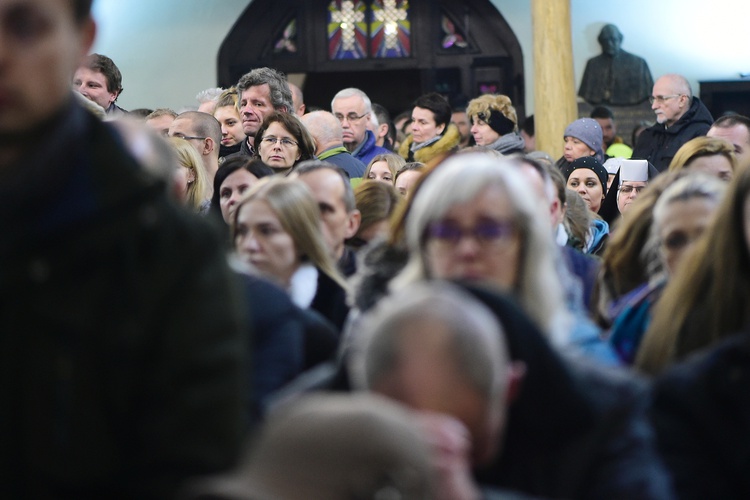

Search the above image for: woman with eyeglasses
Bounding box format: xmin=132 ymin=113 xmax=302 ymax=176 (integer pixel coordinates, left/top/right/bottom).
xmin=605 ymin=174 xmax=726 ymax=365
xmin=383 ymin=152 xmax=617 ymax=364
xmin=254 ymin=112 xmax=316 ymax=175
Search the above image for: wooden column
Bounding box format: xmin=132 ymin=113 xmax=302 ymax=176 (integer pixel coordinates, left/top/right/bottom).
xmin=531 ymin=0 xmax=576 ymax=159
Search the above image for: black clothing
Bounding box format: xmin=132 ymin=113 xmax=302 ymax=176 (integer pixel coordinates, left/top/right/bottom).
xmin=0 ymin=100 xmax=247 ymax=499
xmin=632 ymin=97 xmax=713 ymax=172
xmin=650 ymin=330 xmax=750 ymax=500
xmin=465 ymin=286 xmax=673 ymax=500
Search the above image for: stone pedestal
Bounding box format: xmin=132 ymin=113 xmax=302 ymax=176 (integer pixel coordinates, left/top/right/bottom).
xmin=577 ymin=100 xmax=654 ymax=148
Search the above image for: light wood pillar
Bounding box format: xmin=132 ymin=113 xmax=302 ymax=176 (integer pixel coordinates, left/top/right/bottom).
xmin=531 ymin=0 xmax=577 ymax=159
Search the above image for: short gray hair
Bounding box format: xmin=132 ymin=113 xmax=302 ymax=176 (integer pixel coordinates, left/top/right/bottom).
xmin=350 ymin=281 xmax=508 ymax=400
xmin=237 ymin=67 xmax=293 ymax=113
xmin=331 ymin=87 xmax=372 ymax=114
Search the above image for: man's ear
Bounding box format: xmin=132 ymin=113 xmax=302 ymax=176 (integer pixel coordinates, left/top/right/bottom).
xmin=377 ymin=123 xmax=389 ymax=140
xmin=345 ymin=209 xmax=362 ymax=239
xmin=203 ymin=137 xmax=215 ymax=156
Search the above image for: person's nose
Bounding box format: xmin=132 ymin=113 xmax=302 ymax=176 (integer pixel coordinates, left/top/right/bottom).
xmin=454 ymin=233 xmax=480 ymax=258
xmin=470 ymin=123 xmax=478 ymax=134
xmin=240 ymin=231 xmax=260 ymax=252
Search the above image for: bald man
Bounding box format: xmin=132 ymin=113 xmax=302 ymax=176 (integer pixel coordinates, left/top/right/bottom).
xmin=301 ymin=110 xmax=366 ymax=179
xmin=168 ymin=111 xmax=222 ymax=189
xmin=352 ymin=282 xmax=674 ymax=499
xmin=632 ymin=73 xmax=713 ymax=171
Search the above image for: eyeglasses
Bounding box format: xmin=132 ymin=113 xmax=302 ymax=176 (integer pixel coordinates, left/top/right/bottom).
xmin=261 ymin=136 xmax=298 ymax=148
xmin=171 ymin=133 xmax=206 ymax=141
xmin=426 ymin=221 xmax=516 ymax=246
xmin=334 ymin=112 xmax=369 ymax=123
xmin=618 ymin=185 xmax=646 ymax=194
xmin=648 ymin=94 xmax=683 ymax=104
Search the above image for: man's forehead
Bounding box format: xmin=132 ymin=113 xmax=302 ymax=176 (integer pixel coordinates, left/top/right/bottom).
xmin=243 ymin=84 xmax=271 ymax=99
xmin=170 ymin=117 xmax=196 ymax=133
xmin=74 ymin=66 xmax=105 ymax=80
xmin=709 ymin=124 xmax=750 ymax=146
xmin=333 ymin=95 xmax=365 ymax=111
xmin=300 ymin=170 xmax=346 ymax=200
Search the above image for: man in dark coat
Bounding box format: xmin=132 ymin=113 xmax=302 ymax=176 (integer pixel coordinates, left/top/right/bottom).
xmin=0 ymin=0 xmax=247 ymax=497
xmin=633 ymin=74 xmax=713 ymax=171
xmin=351 ymin=282 xmax=675 ymax=499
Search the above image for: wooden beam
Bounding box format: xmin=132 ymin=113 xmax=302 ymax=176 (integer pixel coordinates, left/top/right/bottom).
xmin=531 ymin=0 xmax=577 ymax=159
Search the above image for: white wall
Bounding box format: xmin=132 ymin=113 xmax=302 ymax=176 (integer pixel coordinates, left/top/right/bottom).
xmin=91 ymin=0 xmax=750 ymax=113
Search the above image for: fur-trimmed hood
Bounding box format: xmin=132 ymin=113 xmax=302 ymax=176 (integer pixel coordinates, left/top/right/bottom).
xmin=398 ymin=123 xmax=461 ymax=163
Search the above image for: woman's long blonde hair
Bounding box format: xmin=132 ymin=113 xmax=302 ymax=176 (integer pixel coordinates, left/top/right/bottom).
xmin=168 ymin=137 xmax=209 ymax=211
xmin=636 ymin=167 xmax=750 ymax=375
xmin=232 ymin=177 xmax=347 ymax=291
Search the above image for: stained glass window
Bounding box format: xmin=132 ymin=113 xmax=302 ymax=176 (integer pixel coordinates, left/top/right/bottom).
xmin=328 ymin=0 xmax=368 ymax=60
xmin=370 ymin=0 xmax=410 ymax=58
xmin=274 ymin=19 xmax=298 ymax=54
xmin=440 ymin=15 xmax=468 ymax=50
xmin=327 ymin=0 xmax=411 ymax=60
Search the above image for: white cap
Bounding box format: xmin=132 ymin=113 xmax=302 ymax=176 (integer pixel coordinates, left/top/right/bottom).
xmin=603 ymin=157 xmax=623 ymax=175
xmin=619 ymin=159 xmax=649 ymax=185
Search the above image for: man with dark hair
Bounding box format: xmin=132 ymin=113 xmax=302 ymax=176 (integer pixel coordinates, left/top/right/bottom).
xmin=451 ymin=106 xmax=471 ymax=148
xmin=236 ymin=67 xmax=293 ymax=156
xmin=369 ymin=102 xmax=393 ymax=150
xmin=633 ymin=73 xmax=713 ymax=171
xmin=73 ymin=53 xmax=126 ymax=115
xmin=590 ymin=105 xmax=632 ymax=157
xmin=707 ymin=113 xmax=750 ymax=170
xmin=0 ymin=0 xmax=247 ymax=496
xmin=520 ymin=114 xmax=535 ymax=153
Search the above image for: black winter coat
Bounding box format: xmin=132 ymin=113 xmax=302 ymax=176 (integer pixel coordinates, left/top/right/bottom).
xmin=632 ymin=97 xmax=713 ymax=172
xmin=0 ymin=101 xmax=248 ymax=499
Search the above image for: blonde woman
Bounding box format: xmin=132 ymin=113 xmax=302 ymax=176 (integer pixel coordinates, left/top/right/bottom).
xmin=168 ymin=137 xmax=210 ymax=213
xmin=364 ymin=153 xmax=405 ymax=185
xmin=233 ymin=177 xmax=349 ymax=330
xmin=212 ymin=87 xmax=246 ymax=160
xmin=466 ymin=94 xmax=525 ymax=155
xmin=667 ymin=136 xmax=737 ymax=181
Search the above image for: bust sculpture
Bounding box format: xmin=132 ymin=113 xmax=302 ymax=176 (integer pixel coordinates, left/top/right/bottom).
xmin=578 ymin=24 xmax=654 ymax=106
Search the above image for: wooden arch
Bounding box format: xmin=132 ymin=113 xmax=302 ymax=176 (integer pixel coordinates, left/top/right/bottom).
xmin=218 ymin=0 xmax=525 ymax=118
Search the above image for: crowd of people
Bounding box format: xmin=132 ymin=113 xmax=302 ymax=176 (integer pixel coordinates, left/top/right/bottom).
xmin=4 ymin=0 xmax=750 ymax=498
